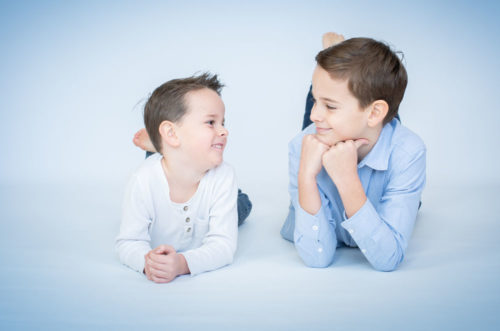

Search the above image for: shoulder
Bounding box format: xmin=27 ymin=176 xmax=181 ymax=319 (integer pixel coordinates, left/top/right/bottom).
xmin=388 ymin=120 xmax=426 ymax=170
xmin=128 ymin=153 xmax=163 ymax=186
xmin=391 ymin=121 xmax=426 ymax=156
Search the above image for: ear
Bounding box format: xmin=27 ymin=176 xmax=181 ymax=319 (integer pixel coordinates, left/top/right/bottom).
xmin=159 ymin=120 xmax=180 ymax=148
xmin=367 ymin=100 xmax=389 ymax=127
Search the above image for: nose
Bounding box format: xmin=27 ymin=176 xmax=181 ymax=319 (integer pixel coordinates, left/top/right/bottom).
xmin=219 ymin=126 xmax=228 ymax=137
xmin=309 ymin=103 xmax=323 ymax=123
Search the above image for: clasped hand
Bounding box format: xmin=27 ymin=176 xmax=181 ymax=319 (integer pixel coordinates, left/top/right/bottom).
xmin=144 ymin=245 xmax=186 ymax=283
xmin=300 ymin=134 xmax=369 ymax=186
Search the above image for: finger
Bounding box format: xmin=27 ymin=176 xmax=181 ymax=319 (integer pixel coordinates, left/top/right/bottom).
xmin=353 ymin=138 xmax=370 ymax=149
xmin=149 ymin=253 xmax=168 ymax=265
xmin=155 ymin=244 xmax=176 ymax=255
xmin=150 ymin=274 xmax=171 ymax=284
xmin=148 ymin=265 xmax=171 ymax=279
xmin=145 ymin=258 xmax=164 ymax=271
xmin=311 ymin=134 xmax=330 ymax=149
xmin=144 ymin=266 xmax=153 ymax=281
xmin=153 ymin=245 xmax=168 ymax=254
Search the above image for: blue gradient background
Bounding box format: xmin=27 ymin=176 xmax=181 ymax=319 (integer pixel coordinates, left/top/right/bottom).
xmin=1 ymin=1 xmax=499 ymax=330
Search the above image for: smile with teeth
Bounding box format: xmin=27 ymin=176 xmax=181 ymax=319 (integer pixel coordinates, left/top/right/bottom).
xmin=212 ymin=143 xmax=224 ymax=150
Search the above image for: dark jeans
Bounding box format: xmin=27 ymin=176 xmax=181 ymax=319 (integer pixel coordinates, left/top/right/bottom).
xmin=145 ymin=152 xmax=252 ymax=226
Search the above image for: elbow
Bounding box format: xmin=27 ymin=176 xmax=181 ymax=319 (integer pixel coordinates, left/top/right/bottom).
xmin=304 ymin=259 xmax=332 ymax=269
xmin=298 ymin=248 xmax=335 ymax=268
xmin=114 ymin=240 xmax=125 ymax=259
xmin=373 ymin=263 xmax=399 ymax=272
xmin=222 ymin=240 xmax=237 ymax=266
xmin=371 ymin=253 xmax=404 ymax=272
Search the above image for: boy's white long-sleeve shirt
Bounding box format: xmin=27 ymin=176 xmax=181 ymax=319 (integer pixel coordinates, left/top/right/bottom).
xmin=115 ymin=153 xmax=238 ymax=276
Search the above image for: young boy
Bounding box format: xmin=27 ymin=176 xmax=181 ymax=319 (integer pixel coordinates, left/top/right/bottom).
xmin=116 ymin=73 xmax=239 ymax=283
xmin=132 ymin=125 xmax=252 ymax=226
xmin=280 ymin=33 xmax=426 ymax=272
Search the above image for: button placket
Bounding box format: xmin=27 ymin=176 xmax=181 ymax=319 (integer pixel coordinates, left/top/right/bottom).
xmin=182 ymin=205 xmax=192 ymax=235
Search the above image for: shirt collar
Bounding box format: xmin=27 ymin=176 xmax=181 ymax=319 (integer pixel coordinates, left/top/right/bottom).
xmin=357 ymin=118 xmax=397 ymax=171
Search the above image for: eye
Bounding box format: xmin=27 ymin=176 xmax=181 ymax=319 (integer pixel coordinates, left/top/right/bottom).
xmin=207 ymin=120 xmax=215 ymax=126
xmin=326 ymin=105 xmax=337 ymax=110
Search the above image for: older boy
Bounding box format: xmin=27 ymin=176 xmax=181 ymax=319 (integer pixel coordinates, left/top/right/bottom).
xmin=281 ymin=35 xmax=426 ymax=271
xmin=116 ymin=73 xmax=238 ymax=283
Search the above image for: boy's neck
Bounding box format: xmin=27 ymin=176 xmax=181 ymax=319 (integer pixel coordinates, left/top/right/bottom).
xmin=161 ymin=155 xmax=206 ymax=204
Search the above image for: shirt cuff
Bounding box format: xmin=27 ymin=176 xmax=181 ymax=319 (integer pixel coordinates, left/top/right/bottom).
xmin=294 ymin=197 xmax=330 ymax=241
xmin=130 ymin=247 xmax=149 ymax=274
xmin=340 ymin=200 xmax=381 ymax=253
xmin=180 ymin=251 xmax=202 ymax=277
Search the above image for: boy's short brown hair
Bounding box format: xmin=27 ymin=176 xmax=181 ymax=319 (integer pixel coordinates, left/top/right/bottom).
xmin=144 ymin=72 xmax=224 ymax=154
xmin=316 ymin=38 xmax=407 ymax=124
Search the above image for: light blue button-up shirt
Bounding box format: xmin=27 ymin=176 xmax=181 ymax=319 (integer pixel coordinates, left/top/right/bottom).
xmin=280 ymin=119 xmax=426 ymax=271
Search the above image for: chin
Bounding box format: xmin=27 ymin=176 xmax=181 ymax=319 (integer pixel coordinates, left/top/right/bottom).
xmin=211 ymin=157 xmax=223 ymax=168
xmin=315 ymin=134 xmax=336 ymax=146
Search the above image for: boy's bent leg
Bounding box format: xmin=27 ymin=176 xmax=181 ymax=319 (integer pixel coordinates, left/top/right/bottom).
xmin=302 ymin=85 xmax=314 ymax=130
xmin=237 ymin=189 xmax=252 ymax=226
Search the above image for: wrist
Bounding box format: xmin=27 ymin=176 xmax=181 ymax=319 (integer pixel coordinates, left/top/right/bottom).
xmin=336 ymin=177 xmax=367 ymax=218
xmin=332 ymin=171 xmax=359 ymax=190
xmin=298 ymin=169 xmax=318 ymax=186
xmin=176 ymin=253 xmax=190 ymax=276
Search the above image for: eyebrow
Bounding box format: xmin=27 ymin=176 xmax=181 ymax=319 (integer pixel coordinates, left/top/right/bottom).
xmin=321 ymin=97 xmax=339 ymax=103
xmin=311 ymin=91 xmax=339 ymax=104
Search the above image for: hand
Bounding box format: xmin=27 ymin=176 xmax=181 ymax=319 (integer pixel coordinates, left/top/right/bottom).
xmin=322 ymin=139 xmax=369 ymax=188
xmin=297 ymin=135 xmax=330 ymax=214
xmin=143 ymin=245 xmax=188 ymax=283
xmin=299 ymin=134 xmax=330 ymax=180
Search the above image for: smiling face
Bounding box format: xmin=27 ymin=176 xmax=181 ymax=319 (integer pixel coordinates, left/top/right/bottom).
xmin=310 ymin=65 xmax=370 ymax=146
xmin=174 ymin=88 xmax=228 ymax=172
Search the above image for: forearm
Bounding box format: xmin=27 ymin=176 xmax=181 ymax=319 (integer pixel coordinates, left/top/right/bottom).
xmin=335 ymin=175 xmax=367 ymax=218
xmin=292 ymin=189 xmax=337 ymax=268
xmin=298 ymin=171 xmax=322 ymax=215
xmin=182 ymin=238 xmax=236 ymax=276
xmin=115 ymin=239 xmax=151 ymax=273
xmin=340 ymin=200 xmax=408 ymax=271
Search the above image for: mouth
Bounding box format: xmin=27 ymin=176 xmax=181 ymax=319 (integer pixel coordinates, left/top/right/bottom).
xmin=315 ymin=127 xmax=332 ymax=134
xmin=211 ymin=143 xmax=225 ymax=150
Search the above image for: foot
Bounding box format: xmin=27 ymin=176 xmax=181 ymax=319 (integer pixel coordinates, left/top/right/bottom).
xmin=322 ymin=32 xmax=345 ymax=49
xmin=133 ymin=128 xmax=156 ymax=153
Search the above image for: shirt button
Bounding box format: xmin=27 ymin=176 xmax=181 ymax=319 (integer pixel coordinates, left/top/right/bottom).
xmin=317 ymin=247 xmax=323 ymax=253
xmin=348 ymin=229 xmax=354 ymax=235
xmin=361 ymin=249 xmax=367 ymax=254
xmin=185 ymin=217 xmax=190 ymax=223
xmin=183 ymin=206 xmax=188 ymax=211
xmin=186 ymin=227 xmax=191 ymax=233
xmin=312 ymin=225 xmax=318 ymax=231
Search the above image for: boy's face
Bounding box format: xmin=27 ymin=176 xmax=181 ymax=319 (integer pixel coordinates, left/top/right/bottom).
xmin=175 ymin=88 xmax=228 ymax=172
xmin=310 ymin=66 xmax=370 ymax=146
